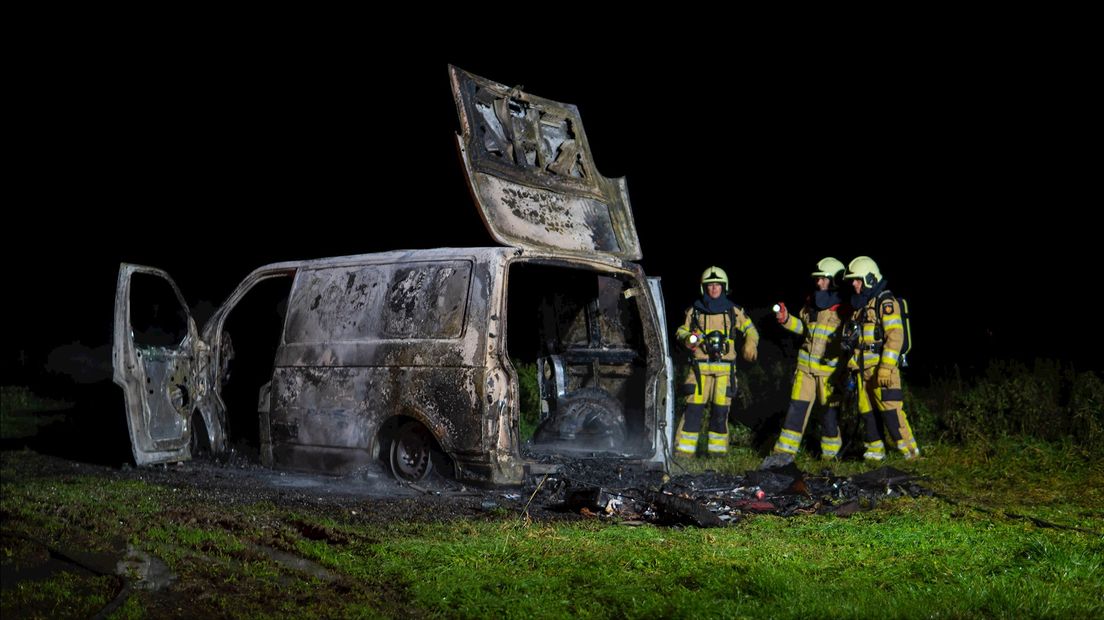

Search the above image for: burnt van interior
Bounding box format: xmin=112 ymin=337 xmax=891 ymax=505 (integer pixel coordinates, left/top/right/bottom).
xmin=505 ymin=262 xmax=650 ymax=457
xmin=214 ymin=278 xmax=293 ymax=459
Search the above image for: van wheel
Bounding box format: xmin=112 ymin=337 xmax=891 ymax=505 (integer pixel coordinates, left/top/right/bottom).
xmin=389 ymin=422 xmax=433 ymax=481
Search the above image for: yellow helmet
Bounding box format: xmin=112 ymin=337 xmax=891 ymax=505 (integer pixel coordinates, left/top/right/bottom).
xmin=700 ymin=266 xmax=729 ymax=294
xmin=811 ymin=257 xmax=845 ymax=284
xmin=845 ymin=256 xmax=882 ymax=288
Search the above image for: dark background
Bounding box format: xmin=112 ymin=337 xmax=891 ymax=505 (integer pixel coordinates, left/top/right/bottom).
xmin=5 ymin=41 xmax=1097 ymax=410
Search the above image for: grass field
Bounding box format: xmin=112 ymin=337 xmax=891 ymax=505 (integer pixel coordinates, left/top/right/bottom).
xmin=2 ymin=437 xmax=1101 ymax=619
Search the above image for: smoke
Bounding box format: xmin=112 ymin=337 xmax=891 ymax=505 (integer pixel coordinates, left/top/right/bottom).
xmin=46 ymin=342 xmax=111 ymax=384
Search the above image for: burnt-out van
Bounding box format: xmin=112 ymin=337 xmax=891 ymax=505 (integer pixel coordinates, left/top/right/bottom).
xmin=113 ymin=67 xmax=674 ymax=486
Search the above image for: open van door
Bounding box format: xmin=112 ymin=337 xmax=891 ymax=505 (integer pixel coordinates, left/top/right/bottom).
xmin=112 ymin=263 xmax=221 ymax=465
xmin=450 ymin=66 xmax=643 ymax=261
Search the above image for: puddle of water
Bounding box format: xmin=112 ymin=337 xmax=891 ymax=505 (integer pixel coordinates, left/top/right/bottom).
xmin=270 ymin=476 xmax=323 ymax=489
xmin=116 ymin=545 xmax=175 ymax=591
xmin=243 ymin=542 xmax=339 ymax=582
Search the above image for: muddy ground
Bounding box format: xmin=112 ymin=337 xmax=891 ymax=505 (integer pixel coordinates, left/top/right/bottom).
xmin=0 ymin=448 xmax=533 ymax=525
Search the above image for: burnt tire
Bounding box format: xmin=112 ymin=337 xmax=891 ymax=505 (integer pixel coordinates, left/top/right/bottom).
xmin=388 ymin=421 xmax=434 ymax=482
xmin=534 ymin=387 xmax=627 ymax=450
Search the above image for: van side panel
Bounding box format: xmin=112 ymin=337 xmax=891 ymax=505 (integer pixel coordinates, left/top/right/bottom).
xmin=281 ymin=260 xmax=475 ymax=352
xmin=266 ymin=253 xmax=509 ymax=481
xmin=268 ymin=366 xmax=484 ymax=474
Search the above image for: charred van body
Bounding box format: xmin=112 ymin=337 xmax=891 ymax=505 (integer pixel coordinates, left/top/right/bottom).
xmin=113 ymin=67 xmax=674 ymax=486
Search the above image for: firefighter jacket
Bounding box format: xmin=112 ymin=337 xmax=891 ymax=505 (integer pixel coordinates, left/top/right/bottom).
xmin=847 ymin=292 xmax=905 ymax=372
xmin=676 ymin=300 xmax=758 ymax=363
xmin=781 ymin=296 xmax=847 ymax=377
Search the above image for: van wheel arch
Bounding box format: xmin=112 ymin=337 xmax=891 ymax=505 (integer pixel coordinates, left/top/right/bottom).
xmin=376 ymin=416 xmax=452 ymax=482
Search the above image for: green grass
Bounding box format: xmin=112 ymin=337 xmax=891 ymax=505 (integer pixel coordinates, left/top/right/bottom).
xmin=0 ymin=386 xmax=71 ymax=439
xmin=2 ymin=439 xmax=1102 ymax=618
xmin=358 ymin=496 xmax=1102 ymax=618
xmin=1 ymin=571 xmax=115 ymax=620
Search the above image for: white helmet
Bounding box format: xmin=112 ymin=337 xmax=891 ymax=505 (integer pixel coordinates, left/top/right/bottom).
xmin=700 ymin=266 xmax=728 ymax=294
xmin=811 ymin=257 xmax=845 ymax=287
xmin=845 ymin=256 xmax=882 ymax=288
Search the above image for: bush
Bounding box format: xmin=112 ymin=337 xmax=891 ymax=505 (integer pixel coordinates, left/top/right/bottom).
xmin=513 ymin=362 xmax=541 ymax=441
xmin=902 ymin=382 xmax=938 ymax=441
xmin=1069 ymin=370 xmax=1104 ymax=455
xmin=734 ymin=356 xmax=1102 ymax=458
xmin=0 ymin=386 xmax=71 ymax=439
xmin=921 ymin=360 xmax=1102 ymax=456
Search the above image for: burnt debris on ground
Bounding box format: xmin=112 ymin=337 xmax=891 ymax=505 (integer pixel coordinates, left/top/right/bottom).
xmin=521 ymin=459 xmax=932 ymax=527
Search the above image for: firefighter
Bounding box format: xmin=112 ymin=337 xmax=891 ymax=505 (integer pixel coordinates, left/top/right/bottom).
xmin=842 ymin=256 xmax=920 ymax=460
xmin=674 ymin=266 xmax=758 ymax=457
xmin=762 ymin=257 xmax=849 ymax=468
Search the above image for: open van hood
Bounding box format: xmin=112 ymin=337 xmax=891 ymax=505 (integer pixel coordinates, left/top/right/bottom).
xmin=450 ymin=66 xmax=642 ymax=261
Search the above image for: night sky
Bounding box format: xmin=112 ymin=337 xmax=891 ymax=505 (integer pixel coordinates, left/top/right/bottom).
xmin=6 ymin=44 xmax=1097 ymax=397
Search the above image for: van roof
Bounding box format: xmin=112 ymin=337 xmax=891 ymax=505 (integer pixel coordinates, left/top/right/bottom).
xmin=249 ymin=246 xmax=625 ymax=275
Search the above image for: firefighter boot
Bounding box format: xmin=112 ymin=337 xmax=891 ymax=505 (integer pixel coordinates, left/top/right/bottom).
xmin=863 ymin=440 xmax=886 ymax=462
xmin=820 ymin=407 xmax=841 ymax=460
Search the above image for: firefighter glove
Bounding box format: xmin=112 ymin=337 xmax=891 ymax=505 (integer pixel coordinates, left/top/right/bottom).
xmin=742 ymin=339 xmax=758 ymax=362
xmin=774 ymin=302 xmax=787 ymax=324
xmin=877 ymin=366 xmax=893 ymax=387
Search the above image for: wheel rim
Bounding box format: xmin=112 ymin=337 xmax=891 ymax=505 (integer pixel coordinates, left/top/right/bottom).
xmin=389 ymin=424 xmax=432 ymax=481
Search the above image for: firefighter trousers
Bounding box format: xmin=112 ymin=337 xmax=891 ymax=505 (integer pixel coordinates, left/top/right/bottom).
xmin=676 ymin=362 xmax=734 ymax=455
xmin=772 ymin=368 xmax=843 ymax=459
xmin=857 ymin=366 xmax=920 ymax=459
